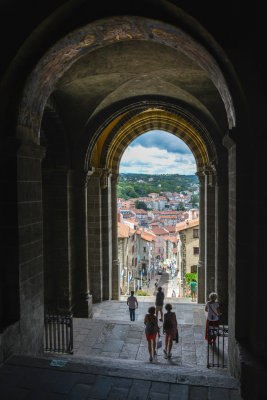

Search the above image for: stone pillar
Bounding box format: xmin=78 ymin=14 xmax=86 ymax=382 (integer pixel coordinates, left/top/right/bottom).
xmin=215 ymin=169 xmax=229 ymax=324
xmin=204 ymin=166 xmax=216 ymax=301
xmin=87 ymin=169 xmax=103 ymax=303
xmin=42 ymin=167 xmax=75 ymax=313
xmin=73 ymin=171 xmax=92 ymax=317
xmin=101 ymin=169 xmax=112 ymax=301
xmin=111 ymin=173 xmax=120 ymax=300
xmin=16 ymin=138 xmax=45 ymax=355
xmin=196 ymin=170 xmax=206 ymax=303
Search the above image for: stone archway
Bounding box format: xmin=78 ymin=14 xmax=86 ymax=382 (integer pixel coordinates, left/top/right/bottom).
xmin=85 ymin=103 xmax=228 ymax=314
xmin=11 ymin=13 xmax=234 ymax=357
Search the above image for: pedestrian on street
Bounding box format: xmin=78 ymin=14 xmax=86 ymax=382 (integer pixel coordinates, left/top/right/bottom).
xmin=155 ymin=286 xmax=164 ymax=322
xmin=163 ymin=303 xmax=178 ymax=359
xmin=144 ymin=306 xmax=160 ymax=362
xmin=189 ymin=278 xmax=197 ymax=302
xmin=205 ymin=292 xmax=222 ymax=344
xmin=127 ymin=291 xmax=138 ymax=321
xmin=154 ymin=279 xmax=158 ymax=290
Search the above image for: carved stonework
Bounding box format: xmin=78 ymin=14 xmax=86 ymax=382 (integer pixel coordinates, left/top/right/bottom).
xmin=195 ymin=169 xmax=205 ymax=186
xmin=99 ymin=168 xmax=111 ymax=189
xmin=203 ymin=164 xmax=216 ymax=187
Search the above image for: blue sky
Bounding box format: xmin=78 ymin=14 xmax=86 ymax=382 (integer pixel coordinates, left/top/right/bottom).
xmin=119 ymin=130 xmax=196 ymax=175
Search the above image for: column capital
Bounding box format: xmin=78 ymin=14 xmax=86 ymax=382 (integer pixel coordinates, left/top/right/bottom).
xmin=195 ymin=169 xmax=205 ymax=185
xmin=81 ymin=167 xmax=112 ymax=189
xmin=101 ymin=168 xmax=112 ymax=189
xmin=93 ymin=168 xmax=111 ymax=189
xmin=203 ymin=164 xmax=216 ymax=187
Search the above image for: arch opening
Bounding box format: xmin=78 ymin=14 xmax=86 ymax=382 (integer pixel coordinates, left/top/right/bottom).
xmin=117 ymin=130 xmax=199 ymax=301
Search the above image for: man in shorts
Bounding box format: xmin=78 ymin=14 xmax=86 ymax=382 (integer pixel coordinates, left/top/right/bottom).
xmin=127 ymin=291 xmax=138 ymax=321
xmin=190 ymin=279 xmax=197 ymax=302
xmin=155 ymin=286 xmax=164 ymax=322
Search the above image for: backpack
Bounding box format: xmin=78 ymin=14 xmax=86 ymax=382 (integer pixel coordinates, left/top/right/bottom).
xmin=165 ymin=313 xmax=173 ymax=330
xmin=145 ymin=317 xmax=157 ymax=335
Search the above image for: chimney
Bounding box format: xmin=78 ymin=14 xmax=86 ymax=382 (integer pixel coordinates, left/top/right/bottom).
xmin=117 ymin=208 xmax=121 ymax=222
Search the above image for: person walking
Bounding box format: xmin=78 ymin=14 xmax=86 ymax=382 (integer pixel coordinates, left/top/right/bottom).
xmin=127 ymin=291 xmax=138 ymax=321
xmin=155 ymin=286 xmax=164 ymax=322
xmin=163 ymin=303 xmax=178 ymax=359
xmin=205 ymin=292 xmax=222 ymax=344
xmin=189 ymin=278 xmax=197 ymax=302
xmin=144 ymin=306 xmax=160 ymax=362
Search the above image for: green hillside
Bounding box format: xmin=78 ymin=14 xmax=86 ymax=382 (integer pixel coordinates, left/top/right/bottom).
xmin=117 ymin=173 xmax=198 ymax=200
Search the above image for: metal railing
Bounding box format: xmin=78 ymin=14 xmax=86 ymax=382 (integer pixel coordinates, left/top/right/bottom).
xmin=207 ymin=324 xmax=228 ymax=368
xmin=44 ymin=314 xmax=73 ymax=354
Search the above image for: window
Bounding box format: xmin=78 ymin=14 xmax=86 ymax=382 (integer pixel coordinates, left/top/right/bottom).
xmin=193 ymin=229 xmax=199 ymax=238
xmin=191 ymin=265 xmax=197 ymax=273
xmin=143 ymin=247 xmax=146 ymax=252
xmin=193 ymin=247 xmax=199 ymax=255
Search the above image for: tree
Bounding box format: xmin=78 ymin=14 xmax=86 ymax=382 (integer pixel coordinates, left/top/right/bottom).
xmin=177 ymin=202 xmax=185 ymax=211
xmin=135 ymin=201 xmax=147 ymax=210
xmin=190 ymin=194 xmax=199 ymax=207
xmin=184 ymin=273 xmax=197 ymax=285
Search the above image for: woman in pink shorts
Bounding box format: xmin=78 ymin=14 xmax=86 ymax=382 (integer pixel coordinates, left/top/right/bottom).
xmin=144 ymin=306 xmax=160 ymax=362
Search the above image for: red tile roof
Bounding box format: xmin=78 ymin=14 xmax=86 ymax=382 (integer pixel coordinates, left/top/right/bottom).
xmin=151 ymin=227 xmax=169 ymax=235
xmin=176 ymin=218 xmax=199 ymax=231
xmin=118 ymin=222 xmax=130 ymax=238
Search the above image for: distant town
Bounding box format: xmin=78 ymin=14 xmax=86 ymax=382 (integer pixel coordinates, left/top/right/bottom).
xmin=117 ymin=174 xmax=200 ymax=297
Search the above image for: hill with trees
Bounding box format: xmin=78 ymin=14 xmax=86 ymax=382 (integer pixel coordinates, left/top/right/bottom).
xmin=117 ymin=173 xmax=198 ymax=200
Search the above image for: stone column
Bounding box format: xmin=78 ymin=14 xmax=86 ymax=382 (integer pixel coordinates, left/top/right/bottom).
xmin=196 ymin=170 xmax=206 ymax=303
xmin=87 ymin=168 xmax=103 ymax=303
xmin=15 ymin=138 xmax=46 ymax=355
xmin=204 ymin=166 xmax=216 ymax=301
xmin=111 ymin=173 xmax=120 ymax=300
xmin=42 ymin=167 xmax=75 ymax=313
xmin=215 ymin=169 xmax=229 ymax=324
xmin=101 ymin=169 xmax=112 ymax=301
xmin=73 ymin=171 xmax=92 ymax=317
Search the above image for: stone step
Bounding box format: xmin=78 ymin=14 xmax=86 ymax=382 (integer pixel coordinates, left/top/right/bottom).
xmin=35 ymin=353 xmax=238 ymax=390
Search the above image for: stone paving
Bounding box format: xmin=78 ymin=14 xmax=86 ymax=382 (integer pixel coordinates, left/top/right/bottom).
xmin=72 ymin=300 xmax=209 ymax=369
xmin=0 ymin=272 xmax=240 ymax=399
xmin=0 ymin=354 xmax=242 ymax=400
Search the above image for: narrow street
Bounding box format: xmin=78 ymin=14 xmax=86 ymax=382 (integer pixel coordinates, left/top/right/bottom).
xmin=139 ymin=270 xmax=182 ymax=300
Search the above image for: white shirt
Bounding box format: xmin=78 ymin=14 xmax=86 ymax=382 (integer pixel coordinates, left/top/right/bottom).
xmin=206 ymin=301 xmax=219 ymax=321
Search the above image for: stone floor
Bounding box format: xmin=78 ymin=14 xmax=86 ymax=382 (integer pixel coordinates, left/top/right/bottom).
xmin=72 ymin=300 xmax=208 ymax=369
xmin=0 ymin=273 xmax=241 ymax=399
xmin=0 ymin=354 xmax=241 ymax=399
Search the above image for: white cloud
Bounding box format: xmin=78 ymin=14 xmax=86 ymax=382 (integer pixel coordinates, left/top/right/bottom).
xmin=119 ymin=144 xmax=196 ymax=175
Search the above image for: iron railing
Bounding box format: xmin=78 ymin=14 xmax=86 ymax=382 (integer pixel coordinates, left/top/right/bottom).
xmin=207 ymin=324 xmax=228 ymax=368
xmin=44 ymin=314 xmax=73 ymax=354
